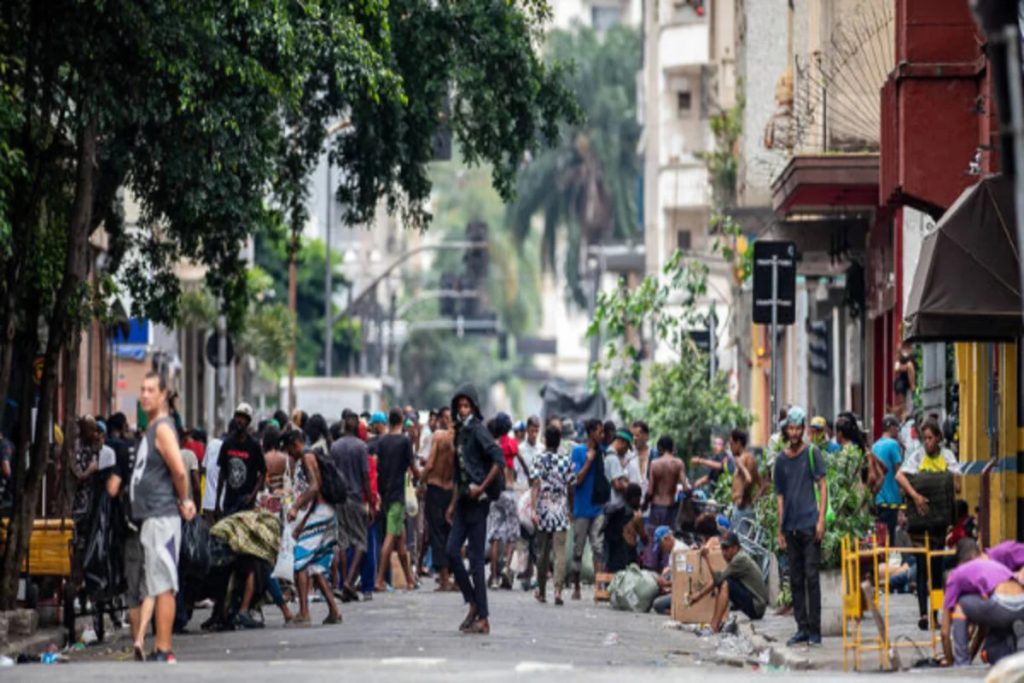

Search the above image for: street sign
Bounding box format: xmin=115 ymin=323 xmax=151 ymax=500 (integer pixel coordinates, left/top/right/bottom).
xmin=752 ymin=241 xmax=797 ymax=325
xmin=205 ymin=332 xmax=235 ymax=368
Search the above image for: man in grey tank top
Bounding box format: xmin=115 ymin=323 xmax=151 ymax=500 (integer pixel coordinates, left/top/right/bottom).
xmin=128 ymin=371 xmax=196 ymax=663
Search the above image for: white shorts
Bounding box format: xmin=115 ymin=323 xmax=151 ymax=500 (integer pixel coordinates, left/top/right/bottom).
xmin=140 ymin=515 xmax=182 ymax=597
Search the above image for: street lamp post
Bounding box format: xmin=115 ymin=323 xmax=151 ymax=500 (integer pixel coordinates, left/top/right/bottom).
xmin=325 ymin=159 xmax=333 ymax=377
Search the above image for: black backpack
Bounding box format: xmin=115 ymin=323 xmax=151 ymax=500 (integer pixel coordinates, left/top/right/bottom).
xmin=590 ymin=449 xmax=611 ymax=506
xmin=310 ymin=446 xmax=347 ymax=506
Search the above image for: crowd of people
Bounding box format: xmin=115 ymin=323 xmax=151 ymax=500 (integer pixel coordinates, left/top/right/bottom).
xmin=61 ymin=370 xmax=1016 ymax=668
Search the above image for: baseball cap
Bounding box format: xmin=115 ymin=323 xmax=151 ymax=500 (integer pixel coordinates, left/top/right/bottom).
xmin=234 ymin=402 xmax=254 ymax=420
xmin=614 ymin=429 xmax=634 ymax=446
xmin=785 ymin=405 xmax=806 ymax=427
xmin=369 ymin=411 xmax=387 ymax=426
xmin=654 ymin=526 xmax=672 ymax=545
xmin=809 ymin=416 xmax=827 ymax=430
xmin=882 ymin=414 xmax=901 ymax=431
xmin=721 ymin=530 xmax=741 ymax=548
xmin=514 ymin=420 xmax=526 ymax=432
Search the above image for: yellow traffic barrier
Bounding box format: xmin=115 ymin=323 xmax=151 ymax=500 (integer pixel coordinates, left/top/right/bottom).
xmin=840 ymin=532 xmax=955 ymax=672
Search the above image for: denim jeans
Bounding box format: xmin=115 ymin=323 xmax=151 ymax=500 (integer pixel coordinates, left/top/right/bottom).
xmin=785 ymin=528 xmax=821 ymax=636
xmin=446 ymin=498 xmax=491 ymax=619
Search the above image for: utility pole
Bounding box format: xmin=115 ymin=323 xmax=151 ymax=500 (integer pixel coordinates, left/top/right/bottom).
xmin=324 ymin=161 xmax=333 ymax=377
xmin=287 ymin=230 xmax=298 ymax=414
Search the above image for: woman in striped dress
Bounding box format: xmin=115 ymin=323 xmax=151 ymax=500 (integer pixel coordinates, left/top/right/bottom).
xmin=282 ymin=428 xmax=342 ymax=625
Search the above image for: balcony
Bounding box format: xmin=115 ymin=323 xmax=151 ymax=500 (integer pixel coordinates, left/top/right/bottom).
xmin=658 ymin=163 xmax=709 ymax=209
xmin=659 ymin=22 xmax=709 ymax=71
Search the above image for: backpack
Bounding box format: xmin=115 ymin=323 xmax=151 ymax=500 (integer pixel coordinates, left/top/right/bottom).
xmin=590 ymin=450 xmax=611 ymax=506
xmin=310 ymin=446 xmax=347 ymax=506
xmin=807 ymin=445 xmax=835 ymax=526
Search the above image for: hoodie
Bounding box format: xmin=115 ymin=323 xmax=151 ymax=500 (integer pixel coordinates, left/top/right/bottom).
xmin=451 ymin=384 xmax=505 ymax=500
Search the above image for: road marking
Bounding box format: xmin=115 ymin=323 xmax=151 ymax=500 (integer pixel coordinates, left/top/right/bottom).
xmin=380 ymin=657 xmax=446 ymax=666
xmin=514 ymin=662 xmax=574 ymax=673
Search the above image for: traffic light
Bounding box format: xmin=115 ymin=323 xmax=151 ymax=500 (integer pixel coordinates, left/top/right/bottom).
xmin=464 ymin=221 xmax=488 ymax=287
xmin=458 ymin=275 xmax=479 ymax=318
xmin=439 ymin=272 xmax=458 ymax=317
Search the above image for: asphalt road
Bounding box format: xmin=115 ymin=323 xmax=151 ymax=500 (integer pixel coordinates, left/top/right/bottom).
xmin=14 ymin=584 xmax=987 ymax=681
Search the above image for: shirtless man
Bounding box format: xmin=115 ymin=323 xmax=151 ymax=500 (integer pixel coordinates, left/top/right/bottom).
xmin=644 ymin=435 xmax=689 ymax=532
xmin=728 ymin=428 xmax=760 ymax=528
xmin=421 ymin=407 xmax=455 ymax=591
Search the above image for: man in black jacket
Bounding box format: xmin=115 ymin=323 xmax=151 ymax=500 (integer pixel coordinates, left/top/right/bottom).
xmin=445 ymin=384 xmax=504 ymax=635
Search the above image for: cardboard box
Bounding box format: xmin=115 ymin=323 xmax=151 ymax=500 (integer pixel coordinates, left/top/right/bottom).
xmin=670 ymin=545 xmax=727 ymax=623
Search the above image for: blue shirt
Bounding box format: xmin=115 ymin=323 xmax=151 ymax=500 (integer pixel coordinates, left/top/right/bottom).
xmin=572 ymin=444 xmax=603 ymax=519
xmin=871 ymin=436 xmax=903 ymax=506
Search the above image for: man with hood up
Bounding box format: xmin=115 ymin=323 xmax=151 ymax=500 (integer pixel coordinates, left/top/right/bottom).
xmin=445 ymin=384 xmax=505 ymax=635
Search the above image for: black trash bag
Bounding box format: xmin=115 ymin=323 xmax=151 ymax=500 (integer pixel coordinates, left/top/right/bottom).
xmin=82 ymin=494 xmax=126 ymax=599
xmin=180 ymin=516 xmax=211 ymax=579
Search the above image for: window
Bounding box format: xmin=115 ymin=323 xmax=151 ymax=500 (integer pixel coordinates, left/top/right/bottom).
xmin=677 ymin=230 xmax=692 ymax=251
xmin=591 ymin=6 xmax=621 ymax=31
xmin=677 ymin=91 xmax=692 ymax=117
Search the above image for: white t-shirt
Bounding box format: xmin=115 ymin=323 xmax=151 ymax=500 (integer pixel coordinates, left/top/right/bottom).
xmin=515 ymin=439 xmax=540 ymax=491
xmin=899 ymin=447 xmax=961 ymax=475
xmin=202 ymin=438 xmax=222 ymax=511
xmin=97 ymin=444 xmax=116 ymax=471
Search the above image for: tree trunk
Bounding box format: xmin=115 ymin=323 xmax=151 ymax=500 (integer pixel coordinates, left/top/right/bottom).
xmin=0 ymin=116 xmax=96 ymax=608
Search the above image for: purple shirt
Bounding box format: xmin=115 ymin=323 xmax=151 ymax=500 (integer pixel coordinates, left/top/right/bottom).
xmin=943 ymin=559 xmax=1013 ymax=611
xmin=988 ymin=542 xmax=1024 ymax=572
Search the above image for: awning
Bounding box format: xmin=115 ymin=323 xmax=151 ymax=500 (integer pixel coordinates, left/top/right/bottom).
xmin=904 ymin=174 xmax=1023 ymax=342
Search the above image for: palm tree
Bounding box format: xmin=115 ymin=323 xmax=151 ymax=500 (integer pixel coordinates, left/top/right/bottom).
xmin=508 ymin=25 xmax=641 ymax=306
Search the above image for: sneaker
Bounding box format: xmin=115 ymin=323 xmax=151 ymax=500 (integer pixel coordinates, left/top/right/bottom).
xmin=234 ymin=611 xmax=264 ymax=630
xmin=808 ymin=633 xmax=822 ymax=647
xmin=786 ymin=630 xmax=810 ymax=647
xmin=146 ymin=650 xmax=177 ymax=664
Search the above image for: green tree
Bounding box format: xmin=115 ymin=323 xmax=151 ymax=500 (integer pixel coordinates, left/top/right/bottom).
xmin=588 ymin=247 xmax=751 ymax=457
xmin=508 ymin=25 xmax=641 ymax=305
xmin=0 ymin=0 xmax=575 ymax=608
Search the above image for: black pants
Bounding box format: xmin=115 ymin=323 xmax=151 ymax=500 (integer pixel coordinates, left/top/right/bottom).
xmin=727 ymin=577 xmax=762 ymax=620
xmin=875 ymin=507 xmax=898 ymax=546
xmin=913 ymin=532 xmax=945 ymax=618
xmin=446 ymin=498 xmax=490 ymax=619
xmin=785 ymin=528 xmax=821 ymax=636
xmin=426 ymin=485 xmax=452 ymax=571
xmin=604 ymin=507 xmax=630 ymax=573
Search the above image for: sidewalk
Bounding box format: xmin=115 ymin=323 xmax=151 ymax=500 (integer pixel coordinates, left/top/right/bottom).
xmin=660 ymin=591 xmax=988 ymax=675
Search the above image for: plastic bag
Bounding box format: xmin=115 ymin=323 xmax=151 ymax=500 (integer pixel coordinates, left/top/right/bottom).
xmin=180 ymin=516 xmax=211 ymax=579
xmin=517 ymin=491 xmax=534 ymax=534
xmin=608 ymin=564 xmax=660 ymax=613
xmin=83 ymin=493 xmax=126 ymax=598
xmin=272 ymin=506 xmax=295 ymax=582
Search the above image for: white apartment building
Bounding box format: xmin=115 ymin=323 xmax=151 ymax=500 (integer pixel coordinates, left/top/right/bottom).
xmin=640 ymin=0 xmax=738 ymax=378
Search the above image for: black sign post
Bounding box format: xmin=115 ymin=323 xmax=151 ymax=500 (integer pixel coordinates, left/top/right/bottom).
xmin=753 ymin=241 xmax=797 ymax=427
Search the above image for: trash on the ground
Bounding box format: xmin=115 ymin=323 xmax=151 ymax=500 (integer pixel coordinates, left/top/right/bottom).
xmin=40 ymin=652 xmax=59 ymax=664
xmin=80 ymin=627 xmax=98 ymax=645
xmin=72 ymin=642 xmax=86 ymax=651
xmin=714 ymin=634 xmax=755 ymax=660
xmin=603 ymin=632 xmax=620 ymax=646
xmin=757 ymin=649 xmax=771 ymax=665
xmin=0 ymin=655 xmax=13 ymax=667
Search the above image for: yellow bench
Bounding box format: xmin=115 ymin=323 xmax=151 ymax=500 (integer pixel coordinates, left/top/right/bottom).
xmin=0 ymin=518 xmax=74 ymax=577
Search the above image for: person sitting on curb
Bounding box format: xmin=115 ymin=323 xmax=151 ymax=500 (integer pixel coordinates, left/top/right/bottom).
xmin=650 ymin=526 xmax=681 ymax=616
xmin=686 ymin=531 xmax=768 ymax=633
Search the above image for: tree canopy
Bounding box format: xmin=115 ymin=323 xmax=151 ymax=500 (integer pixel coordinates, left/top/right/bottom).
xmin=508 ymin=24 xmax=641 ymax=305
xmin=0 ymin=0 xmax=576 ymax=608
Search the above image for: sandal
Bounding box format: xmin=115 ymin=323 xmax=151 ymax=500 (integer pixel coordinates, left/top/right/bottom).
xmin=133 ymin=642 xmax=144 ymax=662
xmin=322 ymin=613 xmax=343 ymax=625
xmin=554 ymin=595 xmax=564 ymax=606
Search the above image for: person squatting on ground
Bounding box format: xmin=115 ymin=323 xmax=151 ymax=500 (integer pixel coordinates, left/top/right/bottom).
xmin=445 ymin=384 xmax=505 ymax=635
xmin=686 ymin=531 xmax=768 ymax=634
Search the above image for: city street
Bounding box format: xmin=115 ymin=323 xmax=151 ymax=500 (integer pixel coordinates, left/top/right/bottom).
xmin=21 ymin=586 xmax=984 ymax=681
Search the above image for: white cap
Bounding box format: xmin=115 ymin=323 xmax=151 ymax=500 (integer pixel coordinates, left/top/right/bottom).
xmin=234 ymin=402 xmax=254 ymax=420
